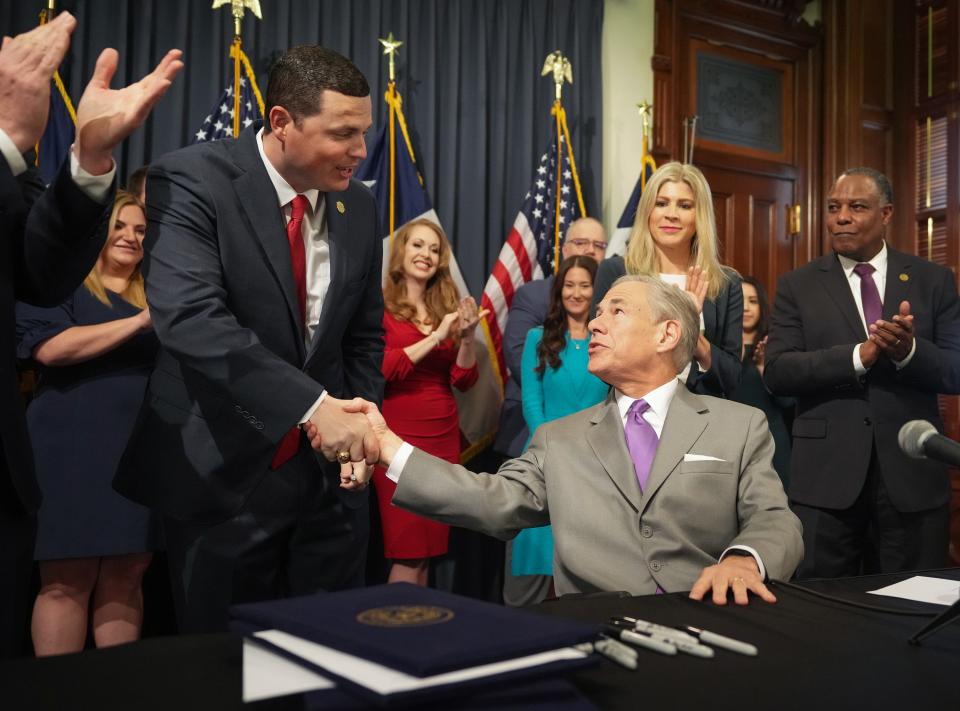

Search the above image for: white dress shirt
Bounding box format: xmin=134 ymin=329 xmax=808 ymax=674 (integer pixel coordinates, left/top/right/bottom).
xmin=255 ymin=128 xmax=331 ymax=421
xmin=389 ymin=376 xmax=767 ymax=579
xmin=837 ymin=242 xmax=915 ymax=374
xmin=0 ymin=127 xmax=115 ymax=201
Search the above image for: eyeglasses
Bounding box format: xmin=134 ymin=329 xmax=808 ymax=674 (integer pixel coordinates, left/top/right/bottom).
xmin=567 ymin=238 xmax=608 ymax=251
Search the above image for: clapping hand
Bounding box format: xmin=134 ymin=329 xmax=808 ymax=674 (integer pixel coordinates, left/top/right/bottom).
xmin=752 ymin=336 xmax=768 ymax=374
xmin=457 ymin=297 xmax=489 ymax=341
xmin=433 ymin=311 xmax=460 ymax=342
xmin=868 ymin=300 xmax=915 ymax=362
xmin=74 ymin=47 xmax=184 ymax=175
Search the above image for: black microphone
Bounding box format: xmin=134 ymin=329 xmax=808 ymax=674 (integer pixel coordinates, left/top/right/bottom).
xmin=898 ymin=420 xmax=960 ymax=467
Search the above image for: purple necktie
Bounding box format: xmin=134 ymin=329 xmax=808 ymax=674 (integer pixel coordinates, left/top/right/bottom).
xmin=853 ymin=262 xmax=883 ymax=328
xmin=624 ymin=399 xmax=659 ymax=492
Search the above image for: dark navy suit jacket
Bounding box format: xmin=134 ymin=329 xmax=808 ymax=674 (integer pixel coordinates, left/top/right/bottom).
xmin=765 ymin=248 xmax=960 ymax=512
xmin=115 ymin=124 xmax=384 ymax=523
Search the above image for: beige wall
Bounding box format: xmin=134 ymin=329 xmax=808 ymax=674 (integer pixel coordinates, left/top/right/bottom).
xmin=601 ymin=0 xmax=655 ymax=234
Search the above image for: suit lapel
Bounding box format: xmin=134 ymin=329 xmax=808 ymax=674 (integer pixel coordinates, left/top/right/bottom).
xmin=230 ymin=128 xmax=305 ymax=357
xmin=639 ymin=387 xmax=708 ymax=515
xmin=586 ymin=395 xmax=642 ymax=513
xmin=882 ymin=247 xmax=913 ymax=319
xmin=817 ymin=254 xmax=866 ymax=340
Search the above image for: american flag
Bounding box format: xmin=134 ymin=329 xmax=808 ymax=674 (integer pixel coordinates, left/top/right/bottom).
xmin=480 ymin=126 xmax=580 ymax=383
xmin=193 ymin=75 xmax=262 ymax=143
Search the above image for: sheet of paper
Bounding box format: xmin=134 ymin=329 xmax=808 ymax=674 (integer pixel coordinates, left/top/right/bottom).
xmin=242 ymin=637 xmax=335 ymax=703
xmin=254 ymin=629 xmax=588 ymax=696
xmin=867 ymin=575 xmax=960 ymax=606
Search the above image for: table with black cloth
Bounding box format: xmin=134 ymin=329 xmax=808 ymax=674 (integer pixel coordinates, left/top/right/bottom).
xmin=2 ymin=569 xmax=958 ymax=710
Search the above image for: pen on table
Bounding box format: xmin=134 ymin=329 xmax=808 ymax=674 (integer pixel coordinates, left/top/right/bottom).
xmin=602 ymin=625 xmax=677 ymax=656
xmin=579 ymin=636 xmax=639 ymax=670
xmin=612 ymin=616 xmax=699 ymax=644
xmin=609 ymin=620 xmax=713 ymax=659
xmin=684 ymin=626 xmax=758 ymax=656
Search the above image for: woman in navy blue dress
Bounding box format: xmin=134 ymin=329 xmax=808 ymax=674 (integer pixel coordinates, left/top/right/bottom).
xmin=16 ymin=191 xmax=159 ymax=655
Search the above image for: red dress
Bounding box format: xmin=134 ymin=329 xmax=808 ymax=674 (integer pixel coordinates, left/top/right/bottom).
xmin=373 ymin=311 xmax=479 ymax=559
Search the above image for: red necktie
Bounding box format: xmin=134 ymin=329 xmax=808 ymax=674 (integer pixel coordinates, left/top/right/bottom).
xmin=271 ymin=194 xmax=310 ymax=471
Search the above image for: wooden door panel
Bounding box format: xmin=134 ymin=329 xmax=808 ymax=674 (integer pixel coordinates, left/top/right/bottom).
xmin=703 ymin=166 xmax=794 ymax=299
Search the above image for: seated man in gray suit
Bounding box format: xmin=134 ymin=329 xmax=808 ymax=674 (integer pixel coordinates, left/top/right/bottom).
xmin=333 ymin=275 xmax=803 ymax=603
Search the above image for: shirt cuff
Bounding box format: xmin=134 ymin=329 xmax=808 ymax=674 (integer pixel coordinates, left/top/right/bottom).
xmin=69 ymin=147 xmax=115 ymax=203
xmin=852 ymin=344 xmax=868 ymax=376
xmin=892 ymin=338 xmax=917 ymax=369
xmin=385 ymin=442 xmax=415 ymax=483
xmin=297 ymin=391 xmax=327 ymax=424
xmin=0 ymin=128 xmax=28 ymax=176
xmin=720 ymin=545 xmax=766 ymax=581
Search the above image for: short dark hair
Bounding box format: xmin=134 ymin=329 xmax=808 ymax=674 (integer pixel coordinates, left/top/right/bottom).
xmin=127 ymin=165 xmax=149 ymax=196
xmin=836 ymin=167 xmax=893 ymax=205
xmin=264 ymin=46 xmax=369 ymax=132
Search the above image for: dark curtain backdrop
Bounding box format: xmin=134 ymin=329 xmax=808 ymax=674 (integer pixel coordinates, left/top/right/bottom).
xmin=0 ymin=0 xmax=603 ymax=294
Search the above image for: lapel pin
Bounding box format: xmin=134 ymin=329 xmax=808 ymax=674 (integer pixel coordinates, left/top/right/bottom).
xmin=899 ymin=273 xmax=909 ymax=282
xmin=336 ymin=200 xmax=346 ymax=214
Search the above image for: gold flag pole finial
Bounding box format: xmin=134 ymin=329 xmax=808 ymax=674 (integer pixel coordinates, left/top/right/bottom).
xmin=212 ymin=0 xmax=262 ymax=39
xmin=637 ymin=100 xmax=653 ymax=140
xmin=378 ymin=32 xmax=403 ymax=84
xmin=541 ymin=50 xmax=573 ymax=102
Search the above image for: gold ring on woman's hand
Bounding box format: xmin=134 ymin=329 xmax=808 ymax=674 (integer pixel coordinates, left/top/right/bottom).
xmin=337 ymin=450 xmax=351 ymax=464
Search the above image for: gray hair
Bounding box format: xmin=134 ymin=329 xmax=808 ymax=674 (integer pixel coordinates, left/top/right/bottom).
xmin=610 ymin=274 xmax=699 ymax=372
xmin=836 ymin=167 xmax=893 ymax=205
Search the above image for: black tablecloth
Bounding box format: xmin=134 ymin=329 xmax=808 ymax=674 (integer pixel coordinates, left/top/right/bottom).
xmin=2 ymin=569 xmax=958 ymax=710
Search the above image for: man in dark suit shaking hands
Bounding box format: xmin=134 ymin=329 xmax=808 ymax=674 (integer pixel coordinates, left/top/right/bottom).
xmin=0 ymin=12 xmax=182 ymax=657
xmin=765 ymin=168 xmax=960 ymax=578
xmin=116 ymin=46 xmax=385 ymax=632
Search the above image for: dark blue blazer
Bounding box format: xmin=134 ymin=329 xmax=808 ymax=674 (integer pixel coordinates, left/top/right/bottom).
xmin=115 ymin=124 xmax=384 ymax=522
xmin=765 ymin=248 xmax=960 ymax=512
xmin=1 ymin=157 xmax=112 ymax=513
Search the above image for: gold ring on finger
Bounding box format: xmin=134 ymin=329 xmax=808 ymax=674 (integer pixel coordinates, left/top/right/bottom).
xmin=349 ymin=473 xmax=357 ymax=482
xmin=337 ymin=450 xmax=351 ymax=464
xmin=732 ymin=576 xmax=745 ymax=584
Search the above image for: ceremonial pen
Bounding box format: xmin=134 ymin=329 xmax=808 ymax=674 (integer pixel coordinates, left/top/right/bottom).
xmin=602 ymin=625 xmax=677 ymax=656
xmin=684 ymin=626 xmax=758 ymax=656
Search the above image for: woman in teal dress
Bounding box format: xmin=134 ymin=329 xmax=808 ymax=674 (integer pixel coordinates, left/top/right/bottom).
xmin=512 ymin=255 xmax=610 ymax=583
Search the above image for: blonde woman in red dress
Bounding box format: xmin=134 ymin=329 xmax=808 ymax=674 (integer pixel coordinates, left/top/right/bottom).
xmin=375 ymin=218 xmax=485 ymax=586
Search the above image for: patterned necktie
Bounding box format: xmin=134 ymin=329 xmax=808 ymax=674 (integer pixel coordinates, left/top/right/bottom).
xmin=853 ymin=262 xmax=882 ymax=329
xmin=271 ymin=194 xmax=310 ymax=471
xmin=624 ymin=399 xmax=659 ymax=492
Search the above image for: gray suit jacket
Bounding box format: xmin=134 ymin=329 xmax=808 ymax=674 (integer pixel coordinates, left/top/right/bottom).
xmin=395 ymin=386 xmax=803 ymax=596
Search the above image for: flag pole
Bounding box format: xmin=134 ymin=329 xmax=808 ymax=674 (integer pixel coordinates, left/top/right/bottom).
xmin=542 ymin=51 xmax=587 ymax=274
xmin=213 ymin=0 xmax=262 ymax=138
xmin=379 ymin=32 xmax=403 ymax=245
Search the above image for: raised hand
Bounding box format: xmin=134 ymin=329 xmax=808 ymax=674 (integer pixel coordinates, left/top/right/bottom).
xmin=75 ymin=48 xmax=184 ymax=175
xmin=684 ymin=265 xmax=708 ymax=314
xmin=0 ymin=12 xmax=77 ymax=152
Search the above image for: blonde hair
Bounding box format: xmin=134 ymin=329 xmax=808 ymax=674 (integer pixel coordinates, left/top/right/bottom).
xmin=383 ymin=218 xmax=461 ymax=341
xmin=623 ymin=162 xmax=729 ymax=299
xmin=83 ymin=190 xmax=147 ymax=309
